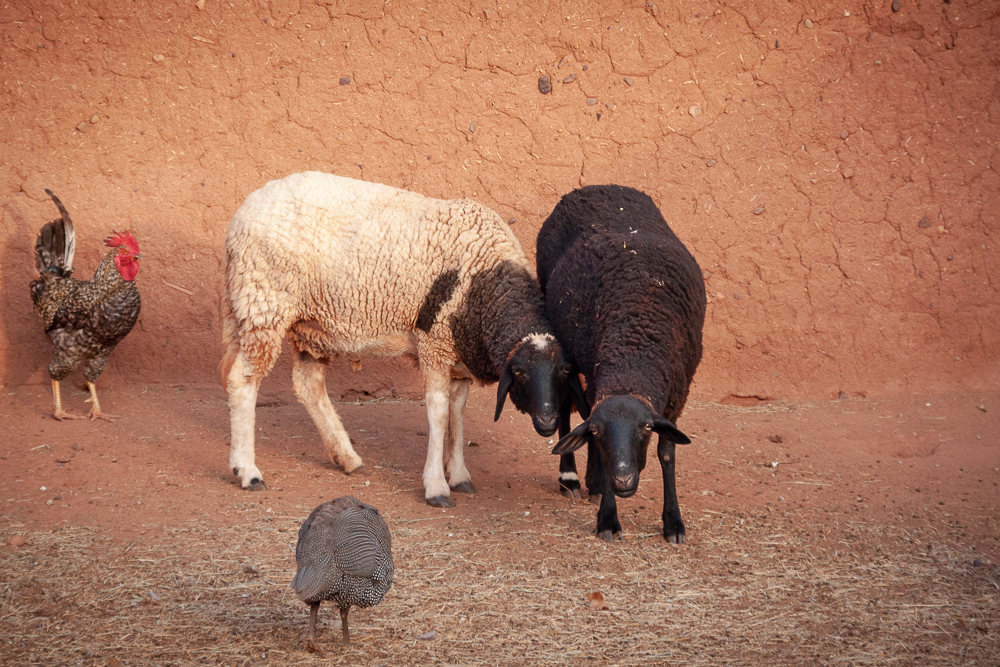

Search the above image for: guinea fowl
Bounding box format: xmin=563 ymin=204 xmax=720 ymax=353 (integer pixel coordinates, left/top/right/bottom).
xmin=291 ymin=496 xmax=394 ymax=654
xmin=29 ymin=189 xmax=142 ymax=422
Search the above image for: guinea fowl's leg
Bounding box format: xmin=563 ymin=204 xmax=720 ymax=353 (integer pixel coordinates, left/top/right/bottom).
xmin=84 ymin=381 xmax=117 ymax=422
xmin=51 ymin=379 xmax=84 ymax=421
xmin=340 ymin=607 xmax=351 ymax=647
xmin=304 ymin=602 xmax=326 ymax=655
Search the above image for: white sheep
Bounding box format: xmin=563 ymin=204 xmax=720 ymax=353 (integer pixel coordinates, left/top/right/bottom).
xmin=221 ymin=172 xmax=585 ymax=507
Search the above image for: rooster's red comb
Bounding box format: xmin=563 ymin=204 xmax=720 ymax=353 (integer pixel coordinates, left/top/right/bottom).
xmin=105 ymin=231 xmax=140 ymax=254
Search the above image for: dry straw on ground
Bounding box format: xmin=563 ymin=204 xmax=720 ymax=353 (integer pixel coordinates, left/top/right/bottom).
xmin=2 ymin=498 xmax=997 ymax=666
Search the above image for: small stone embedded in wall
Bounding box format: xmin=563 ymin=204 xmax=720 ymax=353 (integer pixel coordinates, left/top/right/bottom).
xmin=339 ymin=77 xmax=351 ymax=85
xmin=538 ymin=76 xmax=551 ymax=94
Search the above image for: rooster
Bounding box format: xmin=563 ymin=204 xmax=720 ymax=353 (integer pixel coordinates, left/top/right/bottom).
xmin=29 ymin=189 xmax=142 ymax=422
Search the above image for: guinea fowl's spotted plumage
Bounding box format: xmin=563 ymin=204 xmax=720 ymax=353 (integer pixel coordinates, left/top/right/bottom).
xmin=29 ymin=190 xmax=142 ymax=422
xmin=291 ymin=496 xmax=393 ymax=651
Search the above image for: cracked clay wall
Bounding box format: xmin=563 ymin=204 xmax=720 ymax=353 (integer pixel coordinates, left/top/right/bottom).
xmin=1 ymin=0 xmax=998 ymax=404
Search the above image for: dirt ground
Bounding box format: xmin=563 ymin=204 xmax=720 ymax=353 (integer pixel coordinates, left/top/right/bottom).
xmin=1 ymin=385 xmax=999 ymax=665
xmin=1 ymin=1 xmax=999 ymax=665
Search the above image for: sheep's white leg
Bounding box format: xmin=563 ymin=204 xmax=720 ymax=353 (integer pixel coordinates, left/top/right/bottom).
xmin=227 ymin=351 xmax=266 ymax=490
xmin=446 ymin=378 xmax=475 ymax=494
xmin=421 ymin=368 xmax=453 ymax=507
xmin=292 ymin=349 xmax=364 ymax=474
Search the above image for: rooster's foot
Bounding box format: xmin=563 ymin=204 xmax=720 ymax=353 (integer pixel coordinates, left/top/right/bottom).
xmin=52 ymin=408 xmax=85 ymax=421
xmin=87 ymin=410 xmax=117 ymax=423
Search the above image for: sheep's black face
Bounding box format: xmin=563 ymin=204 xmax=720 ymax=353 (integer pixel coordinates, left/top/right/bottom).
xmin=494 ymin=334 xmax=585 ymax=437
xmin=552 ymin=395 xmax=691 ymax=497
xmin=587 ymin=396 xmax=652 ymax=497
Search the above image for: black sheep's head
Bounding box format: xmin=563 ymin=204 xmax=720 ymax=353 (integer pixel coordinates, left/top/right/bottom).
xmin=494 ymin=333 xmax=587 ymax=437
xmin=551 ymin=395 xmax=690 ymax=497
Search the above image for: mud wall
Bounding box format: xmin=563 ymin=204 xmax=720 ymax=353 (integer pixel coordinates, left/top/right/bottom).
xmin=2 ymin=0 xmax=997 ymax=402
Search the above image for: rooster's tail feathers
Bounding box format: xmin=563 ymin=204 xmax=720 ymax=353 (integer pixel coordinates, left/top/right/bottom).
xmin=35 ymin=190 xmax=76 ymax=277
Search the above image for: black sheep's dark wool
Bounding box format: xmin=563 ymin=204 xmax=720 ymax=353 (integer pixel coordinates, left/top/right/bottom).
xmin=538 ymin=184 xmax=706 ymax=544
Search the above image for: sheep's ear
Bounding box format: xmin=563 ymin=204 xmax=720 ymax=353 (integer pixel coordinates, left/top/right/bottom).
xmin=494 ymin=365 xmax=514 ymax=421
xmin=552 ymin=420 xmax=590 ymax=455
xmin=568 ymin=372 xmax=590 ymax=419
xmin=652 ymin=418 xmax=691 ymax=444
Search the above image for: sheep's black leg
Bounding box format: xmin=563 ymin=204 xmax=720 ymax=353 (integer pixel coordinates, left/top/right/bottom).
xmin=556 ymin=399 xmax=581 ymax=499
xmin=658 ymin=437 xmax=685 ymax=544
xmin=585 ymin=438 xmax=602 ymax=506
xmin=558 ymin=453 xmax=581 ymax=499
xmin=595 ymin=488 xmax=623 ymax=542
xmin=593 ymin=447 xmax=623 ymax=542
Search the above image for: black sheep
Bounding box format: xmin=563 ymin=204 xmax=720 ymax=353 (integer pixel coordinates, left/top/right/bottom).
xmin=537 ymin=185 xmax=706 ymax=543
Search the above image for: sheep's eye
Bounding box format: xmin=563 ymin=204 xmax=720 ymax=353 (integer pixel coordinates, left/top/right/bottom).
xmin=559 ymin=366 xmax=571 ymax=377
xmin=643 ymin=422 xmax=653 ymax=431
xmin=513 ymin=368 xmax=525 ymax=377
xmin=589 ymin=424 xmax=599 ymax=435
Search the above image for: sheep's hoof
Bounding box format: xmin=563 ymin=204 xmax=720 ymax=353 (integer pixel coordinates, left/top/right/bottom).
xmin=425 ymin=494 xmax=455 ymax=508
xmin=588 ymin=493 xmax=602 ymax=506
xmin=559 ymin=485 xmax=582 ymax=500
xmin=450 ymin=481 xmax=477 ymax=495
xmin=664 ymin=531 xmax=686 ymax=545
xmin=344 ymin=464 xmax=366 ymax=476
xmin=247 ymin=478 xmax=268 ymax=492
xmin=596 ymin=529 xmax=623 ymax=544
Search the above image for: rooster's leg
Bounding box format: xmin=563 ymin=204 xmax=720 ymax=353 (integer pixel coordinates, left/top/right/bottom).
xmin=84 ymin=381 xmax=117 ymax=422
xmin=51 ymin=379 xmax=84 ymax=421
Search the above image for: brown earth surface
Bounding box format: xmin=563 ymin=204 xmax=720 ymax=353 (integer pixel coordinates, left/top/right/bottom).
xmin=1 ymin=1 xmax=999 ymax=666
xmin=1 ymin=385 xmax=999 ymax=665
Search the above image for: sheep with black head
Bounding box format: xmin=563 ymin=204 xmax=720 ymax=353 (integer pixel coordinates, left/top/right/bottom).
xmin=222 ymin=172 xmax=587 ymax=508
xmin=537 ymin=184 xmax=706 ymax=544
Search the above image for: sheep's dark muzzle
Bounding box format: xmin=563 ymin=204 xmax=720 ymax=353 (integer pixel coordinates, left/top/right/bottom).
xmin=612 ymin=473 xmax=639 ymax=497
xmin=532 ymin=413 xmax=558 ymax=437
